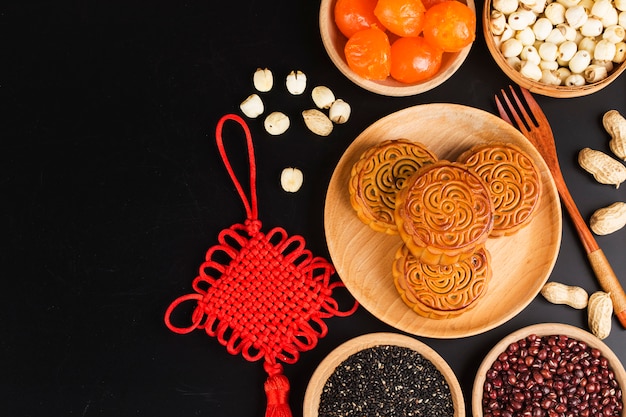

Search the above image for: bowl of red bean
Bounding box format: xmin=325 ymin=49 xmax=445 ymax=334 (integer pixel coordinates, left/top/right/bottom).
xmin=472 ymin=323 xmax=626 ymax=417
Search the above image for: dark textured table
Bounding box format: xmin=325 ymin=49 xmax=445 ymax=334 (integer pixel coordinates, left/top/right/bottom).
xmin=3 ymin=1 xmax=626 ymax=416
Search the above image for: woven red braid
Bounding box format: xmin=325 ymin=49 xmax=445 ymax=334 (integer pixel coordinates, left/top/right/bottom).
xmin=164 ymin=114 xmax=358 ymax=417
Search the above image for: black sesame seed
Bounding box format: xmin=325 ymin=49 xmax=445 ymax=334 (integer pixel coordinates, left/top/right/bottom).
xmin=318 ymin=345 xmax=455 ymax=417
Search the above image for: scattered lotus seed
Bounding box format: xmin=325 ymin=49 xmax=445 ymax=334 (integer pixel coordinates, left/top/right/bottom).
xmin=264 ymin=111 xmax=290 ymax=135
xmin=286 ymin=70 xmax=307 ymax=95
xmin=329 ymin=99 xmax=351 ymax=124
xmin=239 ymin=94 xmax=264 ymax=118
xmin=253 ymin=68 xmax=273 ymax=92
xmin=311 ymin=86 xmax=336 ymax=109
xmin=280 ymin=167 xmax=304 ymax=192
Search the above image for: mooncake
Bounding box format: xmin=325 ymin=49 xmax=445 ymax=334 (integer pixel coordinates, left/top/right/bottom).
xmin=393 ymin=244 xmax=492 ymax=319
xmin=457 ymin=143 xmax=541 ymax=237
xmin=349 ymin=139 xmax=438 ymax=234
xmin=394 ymin=160 xmax=494 ymax=265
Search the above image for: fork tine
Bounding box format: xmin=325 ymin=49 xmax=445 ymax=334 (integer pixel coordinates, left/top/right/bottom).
xmin=519 ymin=86 xmax=549 ymax=126
xmin=507 ymin=85 xmax=539 ymax=130
xmin=498 ymin=87 xmax=529 ymax=135
xmin=494 ymin=95 xmax=513 ymax=126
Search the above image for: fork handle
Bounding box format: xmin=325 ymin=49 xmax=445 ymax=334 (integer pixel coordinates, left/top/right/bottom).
xmin=559 ymin=185 xmax=599 ymax=253
xmin=559 ymin=183 xmax=626 ymax=327
xmin=589 ymin=249 xmax=626 ymax=328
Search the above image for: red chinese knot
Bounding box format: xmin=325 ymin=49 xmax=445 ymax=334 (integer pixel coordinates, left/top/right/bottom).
xmin=164 ymin=114 xmax=358 ymax=417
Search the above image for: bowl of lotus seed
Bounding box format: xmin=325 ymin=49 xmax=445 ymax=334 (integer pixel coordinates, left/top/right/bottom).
xmin=484 ymin=0 xmax=626 ymax=97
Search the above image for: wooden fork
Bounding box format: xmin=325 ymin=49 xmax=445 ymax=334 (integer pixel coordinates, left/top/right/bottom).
xmin=495 ymin=85 xmax=626 ymax=328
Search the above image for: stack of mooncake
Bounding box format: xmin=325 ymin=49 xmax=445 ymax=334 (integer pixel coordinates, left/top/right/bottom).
xmin=349 ymin=139 xmax=542 ymax=319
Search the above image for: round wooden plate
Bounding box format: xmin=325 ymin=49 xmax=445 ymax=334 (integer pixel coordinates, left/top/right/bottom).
xmin=324 ymin=103 xmax=562 ymax=338
xmin=472 ymin=323 xmax=626 ymax=417
xmin=303 ymin=332 xmax=465 ymax=417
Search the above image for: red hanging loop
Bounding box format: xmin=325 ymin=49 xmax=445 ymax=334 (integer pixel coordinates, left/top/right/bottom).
xmin=215 ymin=113 xmax=258 ymax=225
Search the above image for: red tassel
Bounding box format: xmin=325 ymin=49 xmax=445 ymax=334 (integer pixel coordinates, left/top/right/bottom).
xmin=264 ymin=373 xmax=292 ymax=417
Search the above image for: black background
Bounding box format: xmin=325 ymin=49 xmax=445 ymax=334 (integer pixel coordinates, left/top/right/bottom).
xmin=2 ymin=1 xmax=626 ymax=416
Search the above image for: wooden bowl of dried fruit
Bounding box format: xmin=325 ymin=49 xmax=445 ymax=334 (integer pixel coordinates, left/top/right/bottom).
xmin=303 ymin=332 xmax=465 ymax=417
xmin=319 ymin=0 xmax=476 ymax=96
xmin=483 ymin=0 xmax=626 ymax=98
xmin=472 ymin=323 xmax=626 ymax=417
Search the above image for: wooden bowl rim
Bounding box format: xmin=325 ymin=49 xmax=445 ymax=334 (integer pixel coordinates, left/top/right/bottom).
xmin=303 ymin=332 xmax=466 ymax=417
xmin=472 ymin=323 xmax=626 ymax=417
xmin=482 ymin=0 xmax=626 ymax=98
xmin=319 ymin=0 xmax=476 ymax=97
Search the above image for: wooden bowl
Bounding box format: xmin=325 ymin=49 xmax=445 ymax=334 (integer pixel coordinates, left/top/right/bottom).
xmin=319 ymin=0 xmax=475 ymax=96
xmin=325 ymin=104 xmax=562 ymax=339
xmin=303 ymin=332 xmax=465 ymax=417
xmin=483 ymin=0 xmax=626 ymax=98
xmin=472 ymin=323 xmax=626 ymax=417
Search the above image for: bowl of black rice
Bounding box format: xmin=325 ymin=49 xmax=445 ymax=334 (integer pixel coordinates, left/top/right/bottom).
xmin=303 ymin=332 xmax=465 ymax=417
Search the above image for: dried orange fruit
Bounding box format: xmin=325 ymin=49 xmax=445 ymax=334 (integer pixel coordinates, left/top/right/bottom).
xmin=374 ymin=0 xmax=427 ymax=37
xmin=422 ymin=1 xmax=476 ymax=52
xmin=421 ymin=0 xmax=450 ymax=8
xmin=334 ymin=0 xmax=384 ymax=39
xmin=390 ymin=36 xmax=443 ymax=83
xmin=344 ymin=26 xmax=391 ymax=80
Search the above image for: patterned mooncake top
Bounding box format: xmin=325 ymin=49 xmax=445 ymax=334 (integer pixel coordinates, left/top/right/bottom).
xmin=393 ymin=245 xmax=491 ymax=319
xmin=458 ymin=143 xmax=541 ymax=237
xmin=349 ymin=139 xmax=437 ymax=234
xmin=395 ymin=161 xmax=494 ymax=265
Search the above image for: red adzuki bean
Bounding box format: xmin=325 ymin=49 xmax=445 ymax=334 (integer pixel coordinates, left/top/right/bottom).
xmin=482 ymin=335 xmax=623 ymax=417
